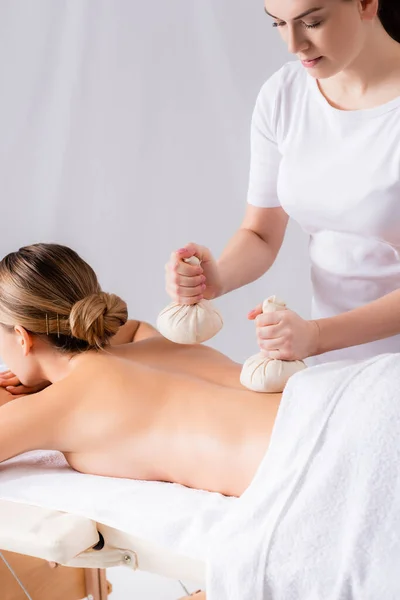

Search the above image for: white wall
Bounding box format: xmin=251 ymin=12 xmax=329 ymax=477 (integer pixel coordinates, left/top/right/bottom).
xmin=0 ymin=1 xmax=311 ymax=596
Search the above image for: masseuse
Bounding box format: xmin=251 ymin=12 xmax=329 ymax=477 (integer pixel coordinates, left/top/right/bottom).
xmin=165 ymin=0 xmax=400 ymax=365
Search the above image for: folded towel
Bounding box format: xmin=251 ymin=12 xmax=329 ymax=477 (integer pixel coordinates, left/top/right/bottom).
xmin=0 ymin=450 xmax=234 ymax=561
xmin=206 ymin=354 xmax=400 ymax=600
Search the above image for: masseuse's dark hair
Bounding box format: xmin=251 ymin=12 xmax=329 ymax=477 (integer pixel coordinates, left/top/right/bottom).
xmin=0 ymin=243 xmax=128 ymax=352
xmin=377 ymin=0 xmax=400 ymax=42
xmin=346 ymin=0 xmax=400 ymax=42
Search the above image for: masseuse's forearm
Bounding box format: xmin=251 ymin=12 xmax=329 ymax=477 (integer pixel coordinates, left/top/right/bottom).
xmin=315 ymin=288 xmax=400 ymax=355
xmin=216 ymin=228 xmax=277 ymax=296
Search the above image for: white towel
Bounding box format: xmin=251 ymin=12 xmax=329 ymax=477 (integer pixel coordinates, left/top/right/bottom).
xmin=0 ymin=450 xmax=234 ymax=561
xmin=206 ymin=354 xmax=400 ymax=600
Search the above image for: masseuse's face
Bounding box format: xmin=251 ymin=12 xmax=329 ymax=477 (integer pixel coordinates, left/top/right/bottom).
xmin=264 ymin=0 xmax=375 ymax=79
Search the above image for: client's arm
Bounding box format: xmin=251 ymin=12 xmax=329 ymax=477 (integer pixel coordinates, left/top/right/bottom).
xmin=0 ymin=387 xmax=18 ymax=407
xmin=0 ymin=387 xmax=57 ymax=464
xmin=110 ymin=319 xmax=161 ymax=345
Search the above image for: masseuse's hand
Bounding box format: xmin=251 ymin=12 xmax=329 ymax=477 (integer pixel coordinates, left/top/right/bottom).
xmin=165 ymin=243 xmax=222 ymax=305
xmin=0 ymin=370 xmax=51 ymax=396
xmin=248 ymin=305 xmax=319 ymax=361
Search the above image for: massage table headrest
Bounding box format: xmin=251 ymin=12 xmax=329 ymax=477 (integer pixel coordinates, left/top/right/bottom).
xmin=0 ymin=499 xmax=99 ymax=563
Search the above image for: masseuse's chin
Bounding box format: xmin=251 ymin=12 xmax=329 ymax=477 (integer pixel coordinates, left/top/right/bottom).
xmin=299 ymin=57 xmax=336 ymax=79
xmin=313 ymin=64 xmax=344 ymax=81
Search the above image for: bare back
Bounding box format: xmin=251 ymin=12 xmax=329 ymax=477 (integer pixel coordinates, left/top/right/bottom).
xmin=2 ymin=338 xmax=281 ymax=497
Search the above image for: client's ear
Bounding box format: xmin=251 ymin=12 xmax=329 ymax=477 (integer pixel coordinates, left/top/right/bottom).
xmin=13 ymin=326 xmax=34 ymax=356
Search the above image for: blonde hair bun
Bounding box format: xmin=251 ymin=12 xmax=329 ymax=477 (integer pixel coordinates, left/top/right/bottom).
xmin=69 ymin=292 xmax=128 ymax=348
xmin=0 ymin=243 xmax=129 ymax=352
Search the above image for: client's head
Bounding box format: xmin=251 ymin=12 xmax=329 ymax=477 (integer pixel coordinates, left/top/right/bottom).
xmin=0 ymin=243 xmax=128 ymax=386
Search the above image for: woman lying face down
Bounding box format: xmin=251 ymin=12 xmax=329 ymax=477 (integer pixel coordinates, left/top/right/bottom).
xmin=0 ymin=243 xmax=281 ymax=497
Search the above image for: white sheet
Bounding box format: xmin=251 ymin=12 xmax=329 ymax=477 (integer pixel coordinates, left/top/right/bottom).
xmin=0 ymin=449 xmax=234 ymax=564
xmin=206 ymin=354 xmax=400 ymax=599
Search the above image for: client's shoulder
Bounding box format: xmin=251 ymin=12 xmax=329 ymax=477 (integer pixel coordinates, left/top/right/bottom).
xmin=110 ymin=319 xmax=161 ymax=345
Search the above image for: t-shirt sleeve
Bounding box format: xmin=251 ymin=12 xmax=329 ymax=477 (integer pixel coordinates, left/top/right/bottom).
xmin=247 ymin=71 xmax=283 ymax=208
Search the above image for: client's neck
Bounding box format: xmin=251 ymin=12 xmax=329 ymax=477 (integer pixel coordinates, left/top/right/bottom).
xmin=36 ymin=347 xmax=91 ymax=384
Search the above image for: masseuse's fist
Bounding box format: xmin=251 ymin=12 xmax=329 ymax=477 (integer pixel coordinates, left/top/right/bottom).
xmin=165 ymin=243 xmax=222 ymax=305
xmin=248 ymin=305 xmax=319 ymax=361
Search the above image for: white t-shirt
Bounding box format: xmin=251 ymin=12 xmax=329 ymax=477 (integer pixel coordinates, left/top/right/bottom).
xmin=248 ymin=60 xmax=400 ymax=363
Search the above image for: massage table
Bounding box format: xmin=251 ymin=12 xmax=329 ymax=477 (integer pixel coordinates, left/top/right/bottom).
xmin=3 ymin=355 xmax=400 ymax=600
xmin=0 ymin=450 xmax=234 ymax=599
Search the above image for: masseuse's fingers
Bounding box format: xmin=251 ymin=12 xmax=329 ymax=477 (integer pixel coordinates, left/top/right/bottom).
xmin=166 ymin=253 xmax=205 ymax=304
xmin=255 ymin=311 xmax=281 ymax=326
xmin=256 ymin=315 xmax=287 ymax=354
xmin=255 ymin=312 xmax=281 ymax=338
xmin=258 ymin=335 xmax=286 ymax=351
xmin=166 ymin=272 xmax=206 ymax=303
xmin=247 ymin=303 xmax=263 ymax=320
xmin=166 ymin=287 xmax=204 ymax=304
xmin=258 ymin=343 xmax=287 ymax=360
xmin=172 ymin=274 xmax=206 ymax=288
xmin=168 ymin=249 xmax=203 ymax=275
xmin=256 ymin=310 xmax=294 ymax=359
xmin=165 ymin=243 xmax=221 ymax=303
xmin=259 ymin=343 xmax=289 ymax=360
xmin=257 ymin=309 xmax=319 ymax=360
xmin=256 ymin=322 xmax=282 ymax=340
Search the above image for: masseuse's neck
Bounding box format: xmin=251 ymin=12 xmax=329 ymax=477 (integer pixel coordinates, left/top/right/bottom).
xmin=331 ymin=26 xmax=400 ymax=95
